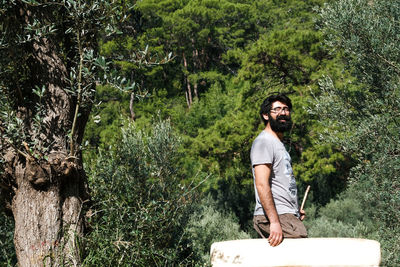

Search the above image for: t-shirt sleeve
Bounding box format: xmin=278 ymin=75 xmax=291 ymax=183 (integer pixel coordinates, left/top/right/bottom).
xmin=251 ymin=137 xmax=274 ymax=167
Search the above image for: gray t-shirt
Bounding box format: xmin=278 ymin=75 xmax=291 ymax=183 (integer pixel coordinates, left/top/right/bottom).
xmin=250 ymin=131 xmax=300 ymax=217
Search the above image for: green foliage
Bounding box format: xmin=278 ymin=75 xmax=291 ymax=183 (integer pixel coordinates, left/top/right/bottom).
xmin=0 ymin=214 xmax=16 ymax=266
xmin=318 ymin=196 xmax=364 ymax=226
xmin=84 ymin=85 xmax=130 ymax=148
xmin=305 ymin=181 xmax=399 ymax=265
xmin=4 ymin=0 xmax=398 ymax=264
xmin=136 ymin=0 xmax=261 ymax=57
xmin=307 ymin=217 xmax=375 ymax=239
xmin=83 ymin=119 xmax=197 ymax=266
xmin=165 ymin=78 xmax=257 ymax=227
xmin=309 ymin=0 xmax=400 ymax=265
xmin=320 ymin=0 xmax=400 ymax=92
xmin=83 ymin=117 xmax=256 ymax=265
xmin=183 ymin=196 xmax=251 ymax=265
xmin=86 ymin=0 xmax=350 ymax=231
xmin=0 ymin=1 xmax=106 ymax=164
xmin=233 ymin=0 xmax=350 ymax=209
xmin=0 ymin=0 xmax=166 ymax=159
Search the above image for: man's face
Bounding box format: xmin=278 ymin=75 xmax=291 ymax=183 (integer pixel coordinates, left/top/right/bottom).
xmin=265 ymin=101 xmax=292 ymax=133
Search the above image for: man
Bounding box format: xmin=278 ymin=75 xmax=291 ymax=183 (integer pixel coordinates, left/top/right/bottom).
xmin=251 ymin=93 xmax=307 ymax=247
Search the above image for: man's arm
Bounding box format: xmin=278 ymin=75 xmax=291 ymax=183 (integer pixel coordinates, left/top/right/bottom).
xmin=254 ymin=164 xmax=283 ymax=247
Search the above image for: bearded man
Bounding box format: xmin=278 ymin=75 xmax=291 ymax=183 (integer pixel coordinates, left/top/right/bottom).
xmin=251 ymin=93 xmax=307 ymax=247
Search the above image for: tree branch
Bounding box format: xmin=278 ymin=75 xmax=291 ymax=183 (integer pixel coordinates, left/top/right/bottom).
xmin=376 ymin=53 xmax=400 ymax=76
xmin=70 ymin=29 xmax=84 ymax=157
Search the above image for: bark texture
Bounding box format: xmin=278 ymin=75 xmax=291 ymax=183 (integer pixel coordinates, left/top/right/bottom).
xmin=0 ymin=3 xmax=92 ymax=266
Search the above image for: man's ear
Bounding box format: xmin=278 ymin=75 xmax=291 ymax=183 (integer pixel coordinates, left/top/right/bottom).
xmin=262 ymin=114 xmax=269 ymax=121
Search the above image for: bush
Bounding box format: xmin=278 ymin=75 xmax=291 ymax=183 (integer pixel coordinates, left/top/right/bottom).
xmin=304 ymin=159 xmax=400 ymax=265
xmin=318 ymin=197 xmax=364 ymax=225
xmin=305 ymin=188 xmax=398 ymax=266
xmin=307 ymin=217 xmax=373 ymax=239
xmin=183 ymin=196 xmax=251 ymax=265
xmin=305 ymin=192 xmax=376 ymax=239
xmin=83 ymin=119 xmax=197 ymax=266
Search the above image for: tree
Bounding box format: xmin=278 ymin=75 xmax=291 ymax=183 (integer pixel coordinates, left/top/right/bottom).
xmin=115 ymin=0 xmax=349 ymax=226
xmin=0 ymin=1 xmax=139 ymax=265
xmin=134 ymin=0 xmax=266 ymax=107
xmin=309 ymin=0 xmax=400 ymax=264
xmin=235 ymin=0 xmax=352 ymax=206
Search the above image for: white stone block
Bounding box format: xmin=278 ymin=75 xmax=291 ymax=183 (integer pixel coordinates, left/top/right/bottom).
xmin=210 ymin=238 xmax=381 ymax=266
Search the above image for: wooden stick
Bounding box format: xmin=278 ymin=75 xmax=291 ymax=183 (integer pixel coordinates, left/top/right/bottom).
xmin=300 ymin=185 xmax=311 ymax=211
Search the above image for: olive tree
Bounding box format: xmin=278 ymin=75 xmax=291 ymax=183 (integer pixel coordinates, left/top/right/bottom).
xmin=310 ymin=0 xmax=400 ymax=264
xmin=0 ymin=0 xmax=153 ymax=265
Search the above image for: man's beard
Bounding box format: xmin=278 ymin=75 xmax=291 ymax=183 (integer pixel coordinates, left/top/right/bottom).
xmin=268 ymin=114 xmax=292 ymax=133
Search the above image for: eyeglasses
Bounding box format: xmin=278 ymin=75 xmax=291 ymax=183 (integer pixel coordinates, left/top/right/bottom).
xmin=270 ymin=106 xmax=291 ymax=114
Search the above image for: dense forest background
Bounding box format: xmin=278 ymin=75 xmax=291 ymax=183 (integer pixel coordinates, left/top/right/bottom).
xmin=1 ymin=0 xmax=399 ymax=266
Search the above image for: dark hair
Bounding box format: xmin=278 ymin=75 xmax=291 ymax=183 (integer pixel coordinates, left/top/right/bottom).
xmin=259 ymin=93 xmax=292 ymax=125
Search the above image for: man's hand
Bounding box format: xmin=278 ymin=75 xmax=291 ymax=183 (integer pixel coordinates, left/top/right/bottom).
xmin=268 ymin=222 xmax=283 ymax=246
xmin=300 ymin=209 xmax=306 ymax=221
xmin=254 ymin=164 xmax=283 ymax=246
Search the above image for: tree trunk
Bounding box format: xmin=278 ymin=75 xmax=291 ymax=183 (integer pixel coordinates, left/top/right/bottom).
xmin=12 ymin=168 xmax=86 ymax=266
xmin=182 ymin=52 xmax=192 ymax=108
xmin=2 ymin=33 xmax=91 ymax=267
xmin=192 ymin=45 xmax=199 ymax=99
xmin=193 ymin=82 xmax=198 ymax=99
xmin=186 ymin=76 xmax=193 ymax=108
